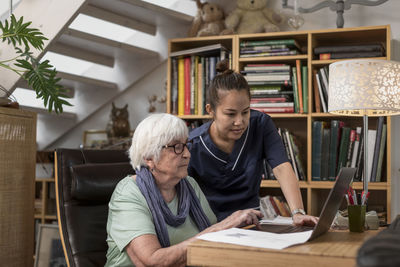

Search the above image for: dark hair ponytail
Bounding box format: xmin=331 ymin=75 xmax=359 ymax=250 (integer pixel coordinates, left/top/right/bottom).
xmin=208 ymin=59 xmax=250 ymax=111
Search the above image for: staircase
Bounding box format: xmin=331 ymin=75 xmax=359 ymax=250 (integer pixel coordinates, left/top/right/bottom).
xmin=0 ymin=0 xmax=195 ymax=149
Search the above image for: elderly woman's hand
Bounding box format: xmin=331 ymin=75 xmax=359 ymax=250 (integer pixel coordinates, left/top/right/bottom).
xmin=216 ymin=209 xmax=263 ymax=230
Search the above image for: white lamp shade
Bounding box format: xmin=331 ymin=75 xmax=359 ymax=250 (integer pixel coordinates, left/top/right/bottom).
xmin=328 ymin=59 xmax=400 ymax=116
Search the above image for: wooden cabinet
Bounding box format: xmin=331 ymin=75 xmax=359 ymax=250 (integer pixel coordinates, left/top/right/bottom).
xmin=167 ymin=25 xmax=392 ymax=222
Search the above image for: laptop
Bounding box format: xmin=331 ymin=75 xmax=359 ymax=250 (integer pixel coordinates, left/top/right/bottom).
xmin=258 ymin=167 xmax=356 ymax=241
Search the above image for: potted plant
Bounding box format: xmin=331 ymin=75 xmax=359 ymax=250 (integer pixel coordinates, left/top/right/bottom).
xmin=0 ymin=14 xmax=70 ymax=113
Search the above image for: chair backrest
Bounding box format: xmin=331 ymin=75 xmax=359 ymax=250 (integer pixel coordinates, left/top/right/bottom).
xmin=55 ymin=148 xmax=135 ymax=267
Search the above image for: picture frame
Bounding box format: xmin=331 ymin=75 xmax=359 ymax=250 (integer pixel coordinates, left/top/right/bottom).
xmin=34 ymin=224 xmax=67 ymax=267
xmin=82 ymin=130 xmax=108 ymax=149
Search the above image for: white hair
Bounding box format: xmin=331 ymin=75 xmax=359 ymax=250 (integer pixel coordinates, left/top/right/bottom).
xmin=129 ymin=113 xmax=188 ymax=170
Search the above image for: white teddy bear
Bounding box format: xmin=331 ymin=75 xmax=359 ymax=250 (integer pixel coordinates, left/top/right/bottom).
xmin=224 ymin=0 xmax=282 ymax=34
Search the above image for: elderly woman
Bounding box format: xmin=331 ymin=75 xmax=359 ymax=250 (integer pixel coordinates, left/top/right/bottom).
xmin=105 ymin=113 xmax=261 ymax=267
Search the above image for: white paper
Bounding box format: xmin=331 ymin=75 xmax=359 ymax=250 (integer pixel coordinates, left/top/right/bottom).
xmin=260 ymin=215 xmax=293 ymax=225
xmin=198 ymin=228 xmax=313 ymax=250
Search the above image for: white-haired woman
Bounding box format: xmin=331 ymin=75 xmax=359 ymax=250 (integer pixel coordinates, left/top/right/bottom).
xmin=105 ymin=113 xmax=262 ymax=267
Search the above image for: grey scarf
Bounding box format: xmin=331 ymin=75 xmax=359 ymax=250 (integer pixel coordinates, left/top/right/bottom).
xmin=136 ymin=167 xmax=211 ymax=247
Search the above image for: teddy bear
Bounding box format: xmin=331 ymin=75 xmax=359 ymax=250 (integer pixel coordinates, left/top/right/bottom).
xmin=223 ymin=0 xmax=282 ymax=34
xmin=188 ymin=0 xmax=226 ymax=37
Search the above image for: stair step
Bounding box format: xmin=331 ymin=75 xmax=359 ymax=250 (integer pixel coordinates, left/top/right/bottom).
xmin=57 ymin=71 xmax=118 ymax=89
xmin=20 ymin=105 xmax=77 ymax=119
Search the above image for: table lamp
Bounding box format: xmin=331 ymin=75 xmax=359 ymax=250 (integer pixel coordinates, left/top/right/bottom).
xmin=328 ymin=59 xmax=400 ymax=195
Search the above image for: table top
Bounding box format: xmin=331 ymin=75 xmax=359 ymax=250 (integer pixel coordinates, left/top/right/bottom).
xmin=187 ymin=230 xmax=378 ymax=267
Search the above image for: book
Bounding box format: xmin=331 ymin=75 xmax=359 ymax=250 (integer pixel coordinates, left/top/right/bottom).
xmin=240 ymin=39 xmax=300 ymax=50
xmin=252 ymin=106 xmax=294 ymax=113
xmin=250 ymin=102 xmax=294 ymax=108
xmin=171 ymin=58 xmax=178 ymax=115
xmin=240 ymin=48 xmax=290 ymax=54
xmin=250 ymin=97 xmax=288 ymax=103
xmin=321 ymin=128 xmax=331 ymax=181
xmin=291 ymin=67 xmax=299 ymax=113
xmin=336 ymin=127 xmax=351 ymax=174
xmin=367 ymin=129 xmax=377 ymax=182
xmin=328 ymin=120 xmax=344 ymax=181
xmin=314 ymin=43 xmax=384 ymax=54
xmin=197 ymin=60 xmax=204 ymax=115
xmin=370 ymin=117 xmax=385 ymax=182
xmin=244 ymin=64 xmax=290 ymax=71
xmin=296 ymin=60 xmax=303 ymax=113
xmin=351 ymin=127 xmax=362 ymax=168
xmin=354 ymin=127 xmax=364 ymax=182
xmin=245 ymin=74 xmax=291 ymax=82
xmin=241 ymin=44 xmax=289 ymax=51
xmin=177 ymin=58 xmax=185 ymax=115
xmin=375 ymin=124 xmax=387 ymax=182
xmin=319 ymin=51 xmax=384 ymax=60
xmin=312 ymin=69 xmax=321 ymax=113
xmin=345 ymin=129 xmax=356 ymax=167
xmin=288 ymin=133 xmax=306 ymax=180
xmin=184 ymin=57 xmax=191 ymax=115
xmin=284 ymin=129 xmax=299 ymax=180
xmin=318 ymin=68 xmax=329 ymax=106
xmin=170 ymin=43 xmax=229 ymax=57
xmin=315 ymin=72 xmax=327 ymax=112
xmin=312 ymin=121 xmax=327 ymax=180
xmin=240 ymin=50 xmax=298 ymax=57
xmin=301 ymin=66 xmax=308 ymax=113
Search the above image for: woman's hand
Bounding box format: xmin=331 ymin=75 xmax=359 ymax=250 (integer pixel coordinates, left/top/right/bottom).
xmin=292 ymin=214 xmax=319 ymax=227
xmin=214 ymin=209 xmax=263 ymax=230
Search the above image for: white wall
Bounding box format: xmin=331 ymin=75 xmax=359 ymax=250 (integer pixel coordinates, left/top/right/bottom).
xmin=51 ymin=0 xmax=400 ymax=220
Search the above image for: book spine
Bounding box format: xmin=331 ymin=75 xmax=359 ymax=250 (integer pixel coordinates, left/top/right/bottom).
xmin=288 ymin=133 xmax=306 ymax=181
xmin=370 ymin=116 xmax=384 ymax=182
xmin=285 ymin=129 xmax=299 ymax=180
xmin=312 ymin=121 xmax=324 ymax=181
xmin=197 ymin=59 xmax=203 ymax=115
xmin=296 ymin=60 xmax=303 ymax=113
xmin=302 ymin=66 xmax=308 ymax=113
xmin=312 ymin=69 xmax=321 ymax=113
xmin=375 ymin=124 xmax=387 ymax=182
xmin=337 ymin=127 xmax=351 ymax=174
xmin=346 ymin=129 xmax=356 ymax=167
xmin=367 ymin=129 xmax=377 ymax=182
xmin=252 ymin=107 xmax=294 ymax=113
xmin=321 ymin=128 xmax=330 ymax=181
xmin=351 ymin=127 xmax=362 ymax=168
xmin=319 ymin=51 xmax=383 ymax=60
xmin=178 ymin=58 xmax=185 ymax=116
xmin=184 ymin=57 xmax=191 ymax=115
xmin=328 ymin=120 xmax=340 ymax=180
xmin=171 ymin=58 xmax=178 ymax=115
xmin=291 ymin=67 xmax=299 ymax=113
xmin=314 ymin=44 xmax=383 ymax=54
xmin=315 ymin=73 xmax=327 ymax=112
xmin=240 ymin=39 xmax=298 ymax=47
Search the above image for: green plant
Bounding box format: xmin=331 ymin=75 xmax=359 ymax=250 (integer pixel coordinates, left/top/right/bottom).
xmin=0 ymin=15 xmax=71 ymax=113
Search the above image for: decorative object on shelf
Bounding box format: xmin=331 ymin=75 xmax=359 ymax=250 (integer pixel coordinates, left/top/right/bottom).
xmin=287 ymin=0 xmax=305 ymax=30
xmin=224 ymin=0 xmax=282 ymax=34
xmin=34 ymin=224 xmax=67 ymax=267
xmin=106 ymin=102 xmax=131 ymax=139
xmin=148 ymin=94 xmax=166 ymax=113
xmin=282 ymin=0 xmax=388 ymax=28
xmin=328 ymin=59 xmax=400 ymax=195
xmin=188 ymin=0 xmax=226 ymax=37
xmin=0 ymin=14 xmax=70 ymax=113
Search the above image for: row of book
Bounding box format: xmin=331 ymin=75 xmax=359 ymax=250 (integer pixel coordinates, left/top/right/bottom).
xmin=263 ymin=128 xmax=306 ymax=181
xmin=312 ymin=66 xmax=329 ymax=113
xmin=170 ymin=44 xmax=231 ymax=116
xmin=243 ymin=61 xmax=308 ymax=114
xmin=314 ymin=43 xmax=385 ymax=60
xmin=240 ymin=39 xmax=301 ymax=58
xmin=260 ymin=195 xmax=292 ymax=219
xmin=312 ymin=117 xmax=387 ymax=182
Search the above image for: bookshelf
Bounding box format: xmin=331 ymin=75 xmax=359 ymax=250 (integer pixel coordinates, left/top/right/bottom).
xmin=167 ymin=25 xmax=392 ymax=222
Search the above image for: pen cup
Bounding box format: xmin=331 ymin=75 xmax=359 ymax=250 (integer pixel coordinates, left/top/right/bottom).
xmin=348 ymin=205 xmax=366 ymax=232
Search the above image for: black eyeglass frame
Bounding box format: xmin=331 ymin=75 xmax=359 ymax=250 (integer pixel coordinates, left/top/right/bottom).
xmin=162 ymin=140 xmax=193 ymax=154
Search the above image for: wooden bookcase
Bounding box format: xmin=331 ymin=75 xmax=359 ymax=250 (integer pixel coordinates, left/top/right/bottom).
xmin=167 ymin=25 xmax=392 ymax=222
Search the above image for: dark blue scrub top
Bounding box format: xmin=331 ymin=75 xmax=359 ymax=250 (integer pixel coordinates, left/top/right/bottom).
xmin=188 ymin=110 xmax=289 ymax=221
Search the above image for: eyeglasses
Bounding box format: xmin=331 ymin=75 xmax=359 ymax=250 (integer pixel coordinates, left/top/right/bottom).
xmin=162 ymin=140 xmax=192 ymax=155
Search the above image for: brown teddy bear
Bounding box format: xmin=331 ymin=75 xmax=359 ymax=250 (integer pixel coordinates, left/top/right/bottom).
xmin=224 ymin=0 xmax=282 ymax=34
xmin=188 ymin=0 xmax=226 ymax=37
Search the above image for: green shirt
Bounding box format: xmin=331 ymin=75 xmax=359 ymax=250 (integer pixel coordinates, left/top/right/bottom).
xmin=105 ymin=175 xmax=217 ymax=267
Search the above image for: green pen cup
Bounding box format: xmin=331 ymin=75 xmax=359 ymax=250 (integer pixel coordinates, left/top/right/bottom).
xmin=348 ymin=205 xmax=366 ymax=232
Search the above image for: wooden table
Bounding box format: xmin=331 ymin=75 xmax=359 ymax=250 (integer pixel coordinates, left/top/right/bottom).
xmin=187 ymin=230 xmax=378 ymax=267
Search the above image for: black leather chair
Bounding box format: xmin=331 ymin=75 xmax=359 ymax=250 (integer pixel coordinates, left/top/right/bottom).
xmin=55 ymin=148 xmax=135 ymax=267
